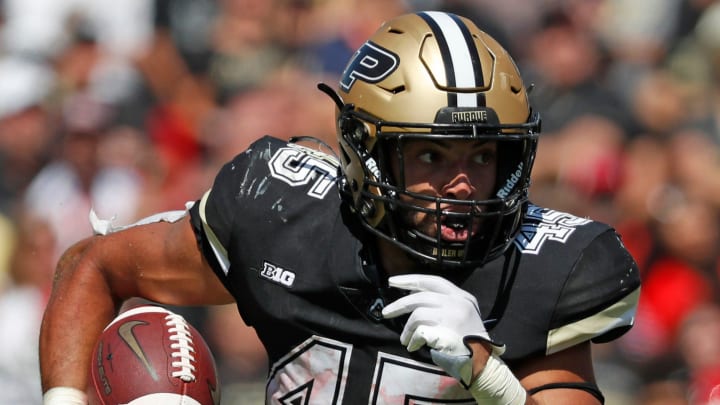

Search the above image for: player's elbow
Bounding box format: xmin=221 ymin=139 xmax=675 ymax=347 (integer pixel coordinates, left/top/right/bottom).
xmin=52 ymin=235 xmax=124 ymax=300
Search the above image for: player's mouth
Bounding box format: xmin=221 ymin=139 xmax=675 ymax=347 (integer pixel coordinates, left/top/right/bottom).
xmin=439 ymin=215 xmax=476 ymax=242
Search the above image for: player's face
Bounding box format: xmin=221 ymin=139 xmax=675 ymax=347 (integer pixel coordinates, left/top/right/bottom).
xmin=393 ymin=139 xmax=497 ymax=242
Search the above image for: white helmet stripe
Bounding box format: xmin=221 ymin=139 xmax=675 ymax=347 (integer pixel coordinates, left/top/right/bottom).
xmin=421 ymin=11 xmax=481 ymax=107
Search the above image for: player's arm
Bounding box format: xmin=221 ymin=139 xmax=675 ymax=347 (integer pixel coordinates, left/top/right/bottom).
xmin=514 ymin=342 xmax=602 ymax=404
xmin=465 ymin=340 xmax=602 ymax=404
xmin=383 ymin=229 xmax=639 ymax=404
xmin=504 ymin=228 xmax=639 ymax=404
xmin=39 ymin=215 xmax=233 ymax=400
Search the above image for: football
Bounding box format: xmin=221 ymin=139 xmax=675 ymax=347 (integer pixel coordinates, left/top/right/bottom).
xmin=89 ymin=305 xmax=221 ymax=405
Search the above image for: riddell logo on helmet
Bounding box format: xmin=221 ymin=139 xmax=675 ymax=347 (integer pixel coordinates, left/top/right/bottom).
xmin=451 ymin=110 xmax=488 ymax=123
xmin=365 ymin=157 xmax=381 ymax=180
xmin=497 ymin=162 xmax=524 ymax=199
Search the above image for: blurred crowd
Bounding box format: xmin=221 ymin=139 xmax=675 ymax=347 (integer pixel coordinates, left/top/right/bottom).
xmin=1 ymin=0 xmax=720 ymax=404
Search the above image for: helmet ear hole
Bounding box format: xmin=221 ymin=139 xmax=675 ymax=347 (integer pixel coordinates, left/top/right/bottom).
xmin=341 ymin=117 xmax=370 ymax=144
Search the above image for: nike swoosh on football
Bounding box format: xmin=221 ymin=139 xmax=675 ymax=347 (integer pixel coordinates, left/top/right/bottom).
xmin=118 ymin=320 xmax=160 ymax=381
xmin=209 ymin=380 xmax=221 ymax=405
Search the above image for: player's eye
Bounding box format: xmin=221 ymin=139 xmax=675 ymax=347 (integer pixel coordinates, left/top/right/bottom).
xmin=473 ymin=150 xmax=495 ymax=166
xmin=417 ymin=151 xmax=441 ymax=164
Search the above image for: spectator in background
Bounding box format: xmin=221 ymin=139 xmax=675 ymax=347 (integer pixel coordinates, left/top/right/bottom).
xmin=0 ymin=57 xmax=57 ymax=216
xmin=625 ymin=187 xmax=718 ymax=363
xmin=1 ymin=0 xmax=153 ymax=102
xmin=605 ymin=130 xmax=720 ymax=405
xmin=666 ymin=2 xmax=720 ymax=146
xmin=133 ymin=0 xmax=220 ymax=213
xmin=678 ymin=304 xmax=720 ymax=404
xmin=23 ymin=92 xmax=143 ymax=259
xmin=203 ymin=68 xmax=336 ymax=164
xmin=289 ymin=0 xmax=410 ymax=76
xmin=521 ymin=5 xmax=627 ymax=134
xmin=0 ymin=211 xmax=57 ymax=404
xmin=520 ymin=4 xmax=631 ymax=224
xmin=206 ymin=0 xmax=287 ymax=98
xmin=636 ymin=379 xmax=691 ymax=405
xmin=595 ymin=0 xmax=684 ymax=65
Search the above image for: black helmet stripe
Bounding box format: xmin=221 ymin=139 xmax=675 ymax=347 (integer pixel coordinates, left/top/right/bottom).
xmin=418 ymin=11 xmax=486 ymax=107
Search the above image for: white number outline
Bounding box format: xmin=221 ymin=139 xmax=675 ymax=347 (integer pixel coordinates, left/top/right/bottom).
xmin=267 ymin=336 xmax=473 ymax=404
xmin=267 ymin=336 xmax=351 ymax=404
xmin=369 ymin=352 xmax=474 ymax=404
xmin=513 ymin=205 xmax=591 ymax=254
xmin=268 ymin=145 xmax=339 ymax=200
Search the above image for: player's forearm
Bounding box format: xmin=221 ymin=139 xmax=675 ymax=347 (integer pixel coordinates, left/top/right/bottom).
xmin=39 ymin=238 xmax=120 ymax=393
xmin=468 ymin=341 xmax=535 ymax=405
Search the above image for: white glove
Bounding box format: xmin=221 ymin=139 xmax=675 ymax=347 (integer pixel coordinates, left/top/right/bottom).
xmin=381 ymin=274 xmax=503 ymax=386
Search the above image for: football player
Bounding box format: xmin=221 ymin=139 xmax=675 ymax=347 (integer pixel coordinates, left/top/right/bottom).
xmin=40 ymin=11 xmax=640 ymax=404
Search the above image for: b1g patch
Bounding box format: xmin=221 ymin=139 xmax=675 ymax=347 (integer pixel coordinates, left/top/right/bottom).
xmin=260 ymin=261 xmax=296 ymax=288
xmin=339 ymin=41 xmax=398 ymax=92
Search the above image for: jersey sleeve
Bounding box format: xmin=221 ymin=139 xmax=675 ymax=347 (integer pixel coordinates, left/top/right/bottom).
xmin=189 ymin=170 xmax=238 ymax=287
xmin=188 ymin=136 xmax=280 ymax=290
xmin=546 ymin=229 xmax=641 ymax=354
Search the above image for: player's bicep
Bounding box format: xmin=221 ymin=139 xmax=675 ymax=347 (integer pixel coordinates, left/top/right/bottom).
xmin=92 ymin=215 xmax=233 ymax=305
xmin=515 ymin=342 xmax=603 ymax=404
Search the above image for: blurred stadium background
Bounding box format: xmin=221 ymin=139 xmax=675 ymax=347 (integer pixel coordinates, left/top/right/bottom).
xmin=1 ymin=0 xmax=720 ymax=403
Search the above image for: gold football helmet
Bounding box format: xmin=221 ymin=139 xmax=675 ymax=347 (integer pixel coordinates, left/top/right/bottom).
xmin=320 ymin=11 xmax=541 ymax=268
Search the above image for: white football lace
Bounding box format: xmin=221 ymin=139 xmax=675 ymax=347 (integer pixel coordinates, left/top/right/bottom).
xmin=165 ymin=313 xmax=197 ymax=382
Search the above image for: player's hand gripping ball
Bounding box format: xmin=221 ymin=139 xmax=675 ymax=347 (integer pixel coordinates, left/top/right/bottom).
xmin=89 ymin=305 xmax=221 ymax=405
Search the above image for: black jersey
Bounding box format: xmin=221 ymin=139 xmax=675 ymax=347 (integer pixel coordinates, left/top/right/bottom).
xmin=188 ymin=136 xmax=640 ymax=403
